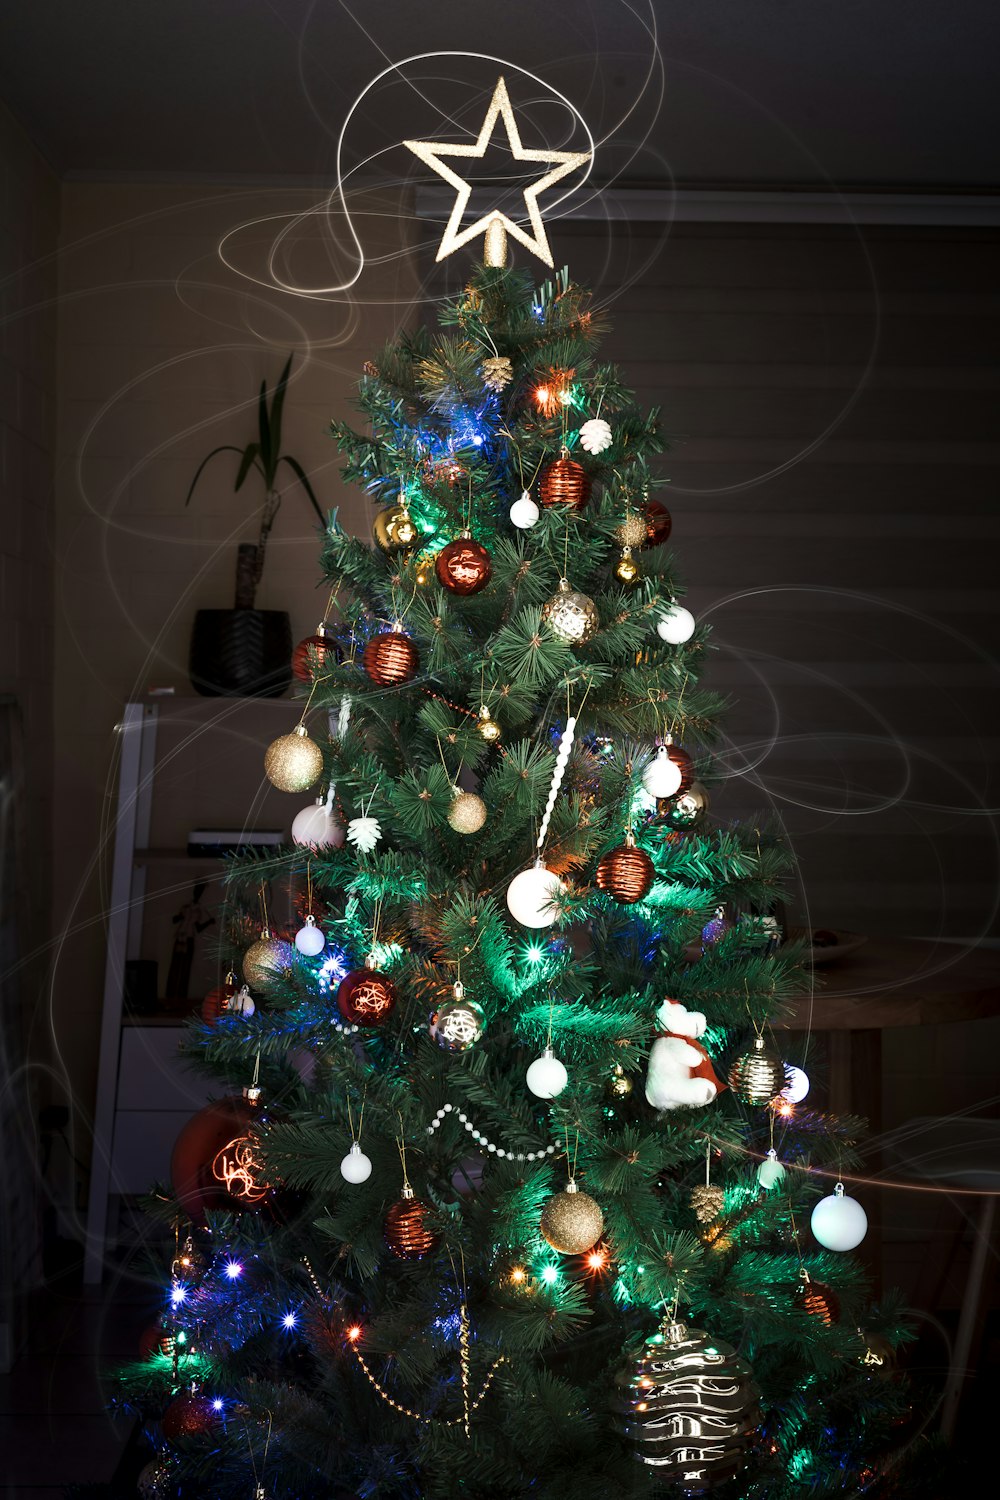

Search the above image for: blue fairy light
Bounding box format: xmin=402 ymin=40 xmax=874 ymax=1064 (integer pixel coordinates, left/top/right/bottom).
xmin=281 ymin=1309 xmax=299 ymax=1331
xmin=170 ymin=1283 xmax=187 ymax=1307
xmin=223 ymin=1259 xmax=243 ymax=1281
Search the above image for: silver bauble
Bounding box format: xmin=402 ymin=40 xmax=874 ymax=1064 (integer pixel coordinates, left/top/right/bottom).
xmin=660 ymin=781 xmax=709 ymax=830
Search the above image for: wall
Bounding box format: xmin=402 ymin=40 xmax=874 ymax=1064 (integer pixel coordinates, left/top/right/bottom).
xmin=53 ymin=181 xmax=419 ymax=1157
xmin=0 ymin=101 xmax=59 ymax=1356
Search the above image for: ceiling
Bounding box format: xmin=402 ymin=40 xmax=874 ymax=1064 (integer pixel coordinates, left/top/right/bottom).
xmin=1 ymin=0 xmax=997 ymax=190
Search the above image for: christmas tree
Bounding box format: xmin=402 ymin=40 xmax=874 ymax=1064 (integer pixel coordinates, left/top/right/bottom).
xmin=116 ymin=246 xmax=922 ymax=1497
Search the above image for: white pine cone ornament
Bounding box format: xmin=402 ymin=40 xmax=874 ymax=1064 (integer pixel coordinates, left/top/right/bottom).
xmin=578 ymin=417 xmax=613 ymax=454
xmin=347 ymin=814 xmax=382 ymax=853
xmin=482 ymin=356 xmax=513 ymax=391
xmin=690 ymin=1183 xmax=725 ymax=1223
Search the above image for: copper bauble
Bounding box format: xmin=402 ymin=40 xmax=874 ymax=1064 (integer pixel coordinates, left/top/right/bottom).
xmin=658 ymin=781 xmax=709 ymax=830
xmin=363 ymin=631 xmax=419 ymax=686
xmin=435 ymin=534 xmax=492 ymax=595
xmin=264 ymin=725 xmax=324 ymax=792
xmin=384 ymin=1186 xmax=439 ymax=1259
xmin=447 ymin=790 xmax=487 ymax=833
xmin=613 ymin=1319 xmax=760 ymax=1490
xmin=292 ymin=623 xmax=341 ymax=681
xmin=796 ymin=1272 xmax=840 ymax=1327
xmin=170 ymin=1094 xmax=269 ymax=1225
xmin=539 ymin=456 xmax=591 ymax=510
xmin=727 ymin=1035 xmax=785 ymax=1105
xmin=595 ymin=841 xmax=654 ymax=903
xmin=665 ymin=743 xmax=695 ymax=795
xmin=373 ymin=503 xmax=419 ymax=553
xmin=541 ymin=578 xmax=599 ymax=645
xmin=336 ymin=965 xmax=397 ymax=1026
xmin=643 ymin=497 xmax=673 ymax=547
xmin=540 ymin=1181 xmax=604 ymax=1254
xmin=161 ymin=1390 xmax=220 ymax=1440
xmin=138 ymin=1323 xmax=176 ymax=1360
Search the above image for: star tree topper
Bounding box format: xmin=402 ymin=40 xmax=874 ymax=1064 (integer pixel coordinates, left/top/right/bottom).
xmin=404 ymin=76 xmax=591 ymax=267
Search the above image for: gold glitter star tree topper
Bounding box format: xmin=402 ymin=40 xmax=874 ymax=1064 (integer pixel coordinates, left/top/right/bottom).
xmin=403 ymin=75 xmax=591 ymax=267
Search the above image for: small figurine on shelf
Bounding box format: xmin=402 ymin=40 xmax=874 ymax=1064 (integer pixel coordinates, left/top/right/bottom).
xmin=165 ymin=883 xmax=215 ymax=1000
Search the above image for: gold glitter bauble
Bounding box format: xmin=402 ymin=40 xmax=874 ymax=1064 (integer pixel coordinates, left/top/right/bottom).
xmin=264 ymin=726 xmax=324 ymax=792
xmin=447 ymin=790 xmax=487 ymax=833
xmin=614 ymin=514 xmax=647 ymax=549
xmin=541 ymin=578 xmax=599 ymax=645
xmin=243 ymin=930 xmax=294 ymax=991
xmin=690 ymin=1183 xmax=725 ymax=1224
xmin=613 ymin=548 xmax=642 ymax=588
xmin=373 ymin=503 xmax=419 ymax=553
xmin=727 ymin=1035 xmax=785 ymax=1105
xmin=540 ymin=1181 xmax=604 ymax=1254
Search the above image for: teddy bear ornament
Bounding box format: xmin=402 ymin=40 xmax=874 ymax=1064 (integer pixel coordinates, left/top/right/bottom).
xmin=645 ymin=998 xmax=725 ymax=1110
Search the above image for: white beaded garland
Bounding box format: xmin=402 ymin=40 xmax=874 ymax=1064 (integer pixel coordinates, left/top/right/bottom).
xmin=426 ymin=1105 xmax=560 ymax=1164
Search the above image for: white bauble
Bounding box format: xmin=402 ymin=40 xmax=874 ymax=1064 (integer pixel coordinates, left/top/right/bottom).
xmin=756 ymin=1149 xmax=785 ymax=1190
xmin=291 ymin=798 xmax=345 ymax=849
xmin=226 ymin=985 xmax=255 ymax=1018
xmin=294 ymin=915 xmax=326 ymax=956
xmin=526 ymin=1047 xmax=568 ymax=1099
xmin=641 ymin=745 xmax=683 ymax=799
xmin=656 ymin=603 xmax=696 ymax=645
xmin=782 ymin=1066 xmax=810 ymax=1104
xmin=510 ymin=491 xmax=540 ymax=529
xmin=506 ymin=863 xmax=565 ymax=928
xmin=340 ymin=1140 xmax=372 ymax=1184
xmin=811 ymin=1184 xmax=868 ymax=1251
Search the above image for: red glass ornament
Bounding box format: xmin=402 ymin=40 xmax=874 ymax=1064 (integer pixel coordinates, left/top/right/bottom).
xmin=643 ymin=498 xmax=672 ymax=547
xmin=539 ymin=457 xmax=591 ymax=510
xmin=161 ymin=1390 xmax=219 ymax=1440
xmin=292 ymin=623 xmax=341 ymax=682
xmin=170 ymin=1094 xmax=267 ymax=1225
xmin=362 ymin=631 xmax=419 ymax=686
xmin=434 ymin=536 xmax=492 ymax=595
xmin=336 ymin=966 xmax=397 ymax=1026
xmin=595 ymin=843 xmax=654 ymax=903
xmin=384 ymin=1189 xmax=439 ymax=1259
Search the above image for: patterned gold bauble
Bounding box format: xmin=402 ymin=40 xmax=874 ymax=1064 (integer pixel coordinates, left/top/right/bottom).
xmin=362 ymin=630 xmax=419 ymax=686
xmin=538 ymin=455 xmax=591 ymax=510
xmin=727 ymin=1035 xmax=785 ymax=1106
xmin=595 ymin=840 xmax=654 ymax=903
xmin=540 ymin=1180 xmax=604 ymax=1255
xmin=541 ymin=578 xmax=599 ymax=645
xmin=613 ymin=1318 xmax=760 ymax=1489
xmin=243 ymin=929 xmax=294 ymax=992
xmin=690 ymin=1183 xmax=725 ymax=1224
xmin=264 ymin=725 xmax=324 ymax=793
xmin=657 ymin=781 xmax=709 ymax=830
xmin=477 ymin=705 xmax=502 ymax=744
xmin=429 ymin=983 xmax=486 ymax=1052
xmin=373 ymin=503 xmax=419 ymax=553
xmin=796 ymin=1270 xmax=839 ymax=1327
xmin=447 ymin=790 xmax=487 ymax=833
xmin=614 ymin=513 xmax=648 ymax=549
xmin=613 ymin=547 xmax=642 ymax=588
xmin=384 ymin=1185 xmax=439 ymax=1259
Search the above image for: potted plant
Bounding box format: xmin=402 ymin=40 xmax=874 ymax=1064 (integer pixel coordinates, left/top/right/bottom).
xmin=185 ymin=353 xmax=324 ymax=697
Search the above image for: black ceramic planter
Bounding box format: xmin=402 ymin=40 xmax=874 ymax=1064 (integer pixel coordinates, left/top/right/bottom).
xmin=189 ymin=608 xmax=292 ymax=698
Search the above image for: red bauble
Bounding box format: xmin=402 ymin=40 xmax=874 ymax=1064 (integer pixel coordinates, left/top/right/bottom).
xmin=336 ymin=966 xmax=397 ymax=1026
xmin=595 ymin=843 xmax=655 ymax=903
xmin=362 ymin=631 xmax=419 ymax=686
xmin=539 ymin=457 xmax=591 ymax=510
xmin=292 ymin=623 xmax=341 ymax=682
xmin=434 ymin=536 xmax=492 ymax=595
xmin=170 ymin=1094 xmax=268 ymax=1225
xmin=200 ymin=980 xmax=234 ymax=1024
xmin=161 ymin=1390 xmax=219 ymax=1441
xmin=665 ymin=744 xmax=695 ymax=795
xmin=643 ymin=498 xmax=672 ymax=547
xmin=384 ymin=1190 xmax=439 ymax=1259
xmin=139 ymin=1323 xmax=175 ymax=1360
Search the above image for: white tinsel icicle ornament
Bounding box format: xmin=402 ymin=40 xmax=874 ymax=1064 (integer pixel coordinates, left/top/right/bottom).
xmin=578 ymin=417 xmax=612 ymax=454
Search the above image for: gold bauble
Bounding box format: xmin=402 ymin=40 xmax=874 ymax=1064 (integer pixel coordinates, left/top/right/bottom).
xmin=609 ymin=1064 xmax=633 ymax=1098
xmin=540 ymin=1181 xmax=604 ymax=1255
xmin=541 ymin=578 xmax=599 ymax=645
xmin=264 ymin=726 xmax=324 ymax=793
xmin=373 ymin=503 xmax=419 ymax=553
xmin=243 ymin=929 xmax=294 ymax=991
xmin=447 ymin=790 xmax=487 ymax=834
xmin=614 ymin=514 xmax=647 ymax=549
xmin=477 ymin=706 xmax=502 ymax=744
xmin=613 ymin=547 xmax=642 ymax=588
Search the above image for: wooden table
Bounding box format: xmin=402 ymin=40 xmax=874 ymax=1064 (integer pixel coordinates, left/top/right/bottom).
xmin=776 ymin=934 xmax=1000 ymax=1286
